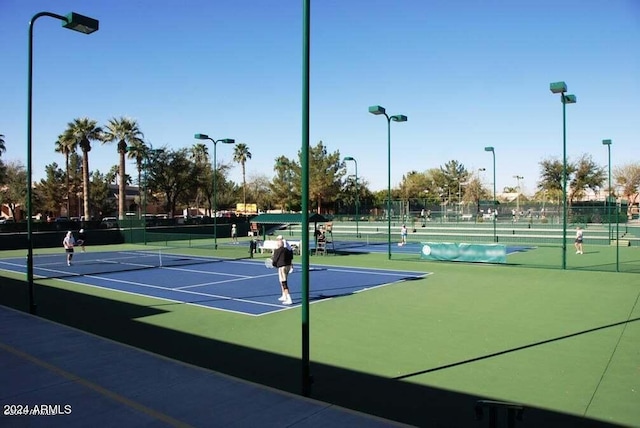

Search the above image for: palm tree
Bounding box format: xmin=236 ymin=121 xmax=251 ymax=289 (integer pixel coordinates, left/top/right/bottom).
xmin=190 ymin=143 xmax=210 ymax=216
xmin=126 ymin=140 xmax=149 ymax=217
xmin=102 ymin=117 xmax=145 ymax=219
xmin=0 ymin=134 xmax=6 ymax=184
xmin=54 ymin=131 xmax=78 ymax=216
xmin=232 ymin=143 xmax=252 ymax=214
xmin=63 ymin=118 xmax=103 ymax=219
xmin=190 ymin=143 xmax=210 ymax=165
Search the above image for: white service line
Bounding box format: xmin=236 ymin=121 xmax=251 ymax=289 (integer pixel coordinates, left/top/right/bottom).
xmin=175 ymin=272 xmax=276 ymax=289
xmin=81 ymin=273 xmax=284 ymax=308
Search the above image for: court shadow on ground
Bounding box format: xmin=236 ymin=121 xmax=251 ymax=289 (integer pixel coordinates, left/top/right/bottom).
xmin=0 ymin=277 xmax=623 ymax=428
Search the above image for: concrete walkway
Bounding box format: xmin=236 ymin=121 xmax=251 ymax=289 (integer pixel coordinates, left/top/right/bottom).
xmin=0 ymin=305 xmax=407 ymax=427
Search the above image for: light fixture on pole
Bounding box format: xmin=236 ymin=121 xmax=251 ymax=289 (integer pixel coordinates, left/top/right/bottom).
xmin=550 ymin=81 xmax=577 ymax=270
xmin=368 ymin=105 xmax=407 ymax=260
xmin=194 ymin=134 xmax=235 ymax=250
xmin=26 ymin=11 xmax=99 ymax=315
xmin=484 ymin=147 xmax=497 ymax=242
xmin=344 ymin=156 xmax=359 ymax=238
xmin=513 ymin=175 xmax=524 ymax=212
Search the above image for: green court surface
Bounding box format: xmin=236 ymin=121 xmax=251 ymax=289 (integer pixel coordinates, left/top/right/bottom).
xmin=1 ymin=242 xmax=639 ymax=427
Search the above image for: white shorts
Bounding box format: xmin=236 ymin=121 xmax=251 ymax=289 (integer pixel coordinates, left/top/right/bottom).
xmin=278 ymin=266 xmax=291 ymax=282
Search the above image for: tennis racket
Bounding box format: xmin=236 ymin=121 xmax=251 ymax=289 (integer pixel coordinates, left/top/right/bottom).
xmin=265 ymin=258 xmax=275 ymax=269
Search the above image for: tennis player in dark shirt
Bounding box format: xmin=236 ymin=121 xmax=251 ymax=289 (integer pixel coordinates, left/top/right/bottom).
xmin=272 ymin=235 xmax=293 ymax=305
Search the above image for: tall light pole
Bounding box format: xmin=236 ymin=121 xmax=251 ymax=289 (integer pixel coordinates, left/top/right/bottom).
xmin=301 ymin=0 xmax=312 ymax=397
xmin=368 ymin=105 xmax=407 ymax=260
xmin=602 ymin=139 xmax=612 ymax=241
xmin=550 ymin=81 xmax=577 ymax=270
xmin=344 ymin=156 xmax=359 ymax=238
xmin=484 ymin=147 xmax=497 ymax=242
xmin=27 ymin=11 xmax=99 ymax=315
xmin=513 ymin=175 xmax=524 ymax=212
xmin=194 ymin=134 xmax=235 ymax=250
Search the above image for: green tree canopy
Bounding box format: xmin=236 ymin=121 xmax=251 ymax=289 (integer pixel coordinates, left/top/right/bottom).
xmin=0 ymin=161 xmax=27 ymax=219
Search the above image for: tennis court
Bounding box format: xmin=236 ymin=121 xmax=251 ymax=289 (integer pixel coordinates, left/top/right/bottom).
xmin=0 ymin=249 xmax=428 ymax=316
xmin=1 ymin=233 xmax=638 ymax=427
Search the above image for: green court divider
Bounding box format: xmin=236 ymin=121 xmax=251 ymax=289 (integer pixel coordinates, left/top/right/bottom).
xmin=420 ymin=242 xmax=507 ymax=263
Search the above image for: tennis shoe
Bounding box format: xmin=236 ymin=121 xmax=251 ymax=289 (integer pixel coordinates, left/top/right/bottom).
xmin=283 ymin=298 xmax=292 ymax=305
xmin=289 ymin=266 xmax=294 ymax=273
xmin=278 ymin=295 xmax=286 ymax=302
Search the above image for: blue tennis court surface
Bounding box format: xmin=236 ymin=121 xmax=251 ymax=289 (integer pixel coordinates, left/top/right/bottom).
xmin=0 ymin=252 xmax=428 ymax=316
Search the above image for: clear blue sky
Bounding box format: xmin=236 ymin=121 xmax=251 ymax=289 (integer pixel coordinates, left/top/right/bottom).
xmin=1 ymin=0 xmax=638 ymax=196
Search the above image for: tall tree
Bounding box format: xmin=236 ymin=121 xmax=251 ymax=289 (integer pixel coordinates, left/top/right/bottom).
xmin=63 ymin=118 xmax=102 ymax=219
xmin=126 ymin=140 xmax=149 ymax=217
xmin=246 ymin=173 xmax=274 ymax=213
xmin=102 ymin=117 xmax=145 ymax=219
xmin=88 ymin=170 xmax=117 ymax=218
xmin=270 ymin=156 xmax=296 ymax=212
xmin=537 ymin=158 xmax=575 ymax=205
xmin=0 ymin=134 xmax=6 ymax=183
xmin=537 ymin=155 xmax=604 ymax=204
xmin=190 ymin=143 xmax=211 ymax=215
xmin=569 ymin=154 xmax=606 ymax=202
xmin=34 ymin=162 xmax=66 ymax=218
xmin=0 ymin=161 xmax=27 ymax=219
xmin=127 ymin=140 xmax=148 ymax=187
xmin=146 ymin=148 xmax=204 ymax=216
xmin=54 ymin=131 xmax=78 ymax=216
xmin=299 ymin=141 xmax=344 ymax=213
xmin=233 ymin=143 xmax=252 ymax=214
xmin=440 ymin=160 xmax=469 ymax=205
xmin=614 ymin=163 xmax=640 ymax=218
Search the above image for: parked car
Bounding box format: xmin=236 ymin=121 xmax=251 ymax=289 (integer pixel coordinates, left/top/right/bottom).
xmin=0 ymin=217 xmax=14 ymax=224
xmin=101 ymin=217 xmax=118 ymax=229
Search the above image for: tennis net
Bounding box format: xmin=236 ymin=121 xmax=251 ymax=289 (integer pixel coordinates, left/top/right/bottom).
xmin=30 ymin=247 xmax=226 ymax=279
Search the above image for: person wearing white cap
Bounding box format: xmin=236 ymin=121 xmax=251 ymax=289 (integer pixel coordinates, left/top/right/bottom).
xmin=62 ymin=231 xmax=76 ymax=266
xmin=272 ymin=235 xmax=294 ymax=305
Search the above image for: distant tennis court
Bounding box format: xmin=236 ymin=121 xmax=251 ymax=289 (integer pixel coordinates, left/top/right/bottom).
xmin=0 ymin=249 xmax=428 ymax=316
xmin=321 ymin=239 xmax=534 ymax=256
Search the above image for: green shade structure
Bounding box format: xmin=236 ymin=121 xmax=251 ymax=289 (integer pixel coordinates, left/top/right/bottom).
xmin=26 ymin=11 xmax=99 ymax=314
xmin=194 ymin=133 xmax=235 ymax=250
xmin=369 ymin=105 xmax=407 ymax=260
xmin=344 ymin=156 xmax=359 ymax=237
xmin=549 ymin=81 xmax=577 ymax=269
xmin=484 ymin=146 xmax=497 ymax=242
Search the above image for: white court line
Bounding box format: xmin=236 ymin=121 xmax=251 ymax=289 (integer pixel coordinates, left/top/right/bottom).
xmin=161 ymin=266 xmax=251 ymax=278
xmin=79 ymin=273 xmax=284 ymax=309
xmin=0 ymin=257 xmax=431 ymax=317
xmin=55 ymin=277 xmax=270 ymax=317
xmin=175 ymin=272 xmax=276 ymax=290
xmin=321 ymin=267 xmax=426 ymax=278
